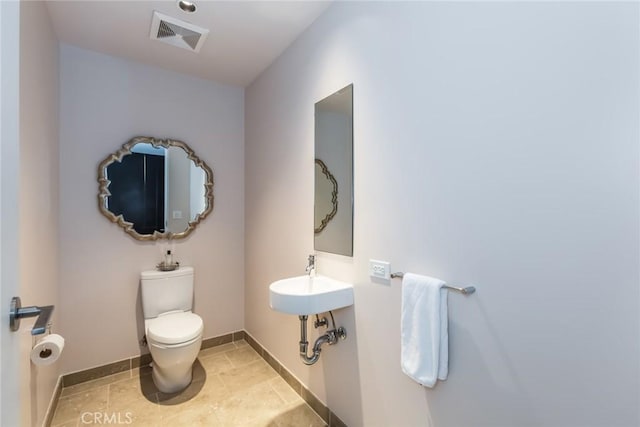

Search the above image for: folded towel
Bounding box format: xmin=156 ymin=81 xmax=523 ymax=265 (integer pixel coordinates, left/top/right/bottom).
xmin=401 ymin=273 xmax=448 ymax=387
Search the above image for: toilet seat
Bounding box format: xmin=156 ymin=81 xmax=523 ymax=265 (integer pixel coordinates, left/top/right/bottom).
xmin=146 ymin=312 xmax=203 ymax=345
xmin=147 ymin=334 xmax=201 ymax=350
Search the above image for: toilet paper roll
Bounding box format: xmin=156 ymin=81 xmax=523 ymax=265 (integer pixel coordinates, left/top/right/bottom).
xmin=30 ymin=334 xmax=64 ymax=366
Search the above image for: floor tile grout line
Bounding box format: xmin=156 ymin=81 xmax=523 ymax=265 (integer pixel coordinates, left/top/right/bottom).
xmin=222 ymin=351 xmax=235 ymax=369
xmin=269 ymin=378 xmax=296 ymax=407
xmin=60 ymin=370 xmax=135 ymax=400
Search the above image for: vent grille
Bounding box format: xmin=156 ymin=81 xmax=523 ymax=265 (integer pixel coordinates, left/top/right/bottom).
xmin=157 ymin=21 xmax=176 ymax=39
xmin=149 ymin=11 xmax=209 ymax=53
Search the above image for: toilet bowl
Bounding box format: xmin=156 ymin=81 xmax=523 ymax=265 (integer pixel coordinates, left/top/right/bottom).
xmin=145 ymin=311 xmax=203 ymax=393
xmin=140 ymin=266 xmax=203 ymax=394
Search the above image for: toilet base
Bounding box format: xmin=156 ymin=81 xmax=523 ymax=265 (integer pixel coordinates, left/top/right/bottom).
xmin=151 ymin=364 xmax=193 ymax=393
xmin=146 ymin=327 xmax=202 ymax=394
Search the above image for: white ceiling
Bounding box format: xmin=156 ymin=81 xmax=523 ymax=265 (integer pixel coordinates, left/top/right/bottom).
xmin=46 ymin=1 xmax=332 ymax=87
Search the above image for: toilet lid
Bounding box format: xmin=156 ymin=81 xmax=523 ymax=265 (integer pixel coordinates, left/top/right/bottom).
xmin=146 ymin=312 xmax=203 ymax=345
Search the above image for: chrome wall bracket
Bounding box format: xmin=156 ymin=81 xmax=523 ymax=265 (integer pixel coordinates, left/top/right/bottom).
xmin=9 ymin=296 xmax=54 ymax=335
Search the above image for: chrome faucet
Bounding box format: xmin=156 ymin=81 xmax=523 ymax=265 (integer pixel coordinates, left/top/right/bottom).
xmin=305 ymin=255 xmax=315 ymax=275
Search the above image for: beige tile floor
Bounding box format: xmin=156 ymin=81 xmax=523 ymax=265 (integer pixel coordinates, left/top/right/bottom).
xmin=51 ymin=340 xmax=327 ymax=427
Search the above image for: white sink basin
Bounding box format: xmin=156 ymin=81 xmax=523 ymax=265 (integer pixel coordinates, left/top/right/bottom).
xmin=269 ymin=275 xmax=354 ymax=315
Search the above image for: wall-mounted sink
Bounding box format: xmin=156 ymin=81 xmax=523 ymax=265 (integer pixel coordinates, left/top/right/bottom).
xmin=269 ymin=275 xmax=354 ymax=315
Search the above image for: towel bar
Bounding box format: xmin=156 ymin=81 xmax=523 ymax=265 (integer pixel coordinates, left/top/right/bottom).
xmin=390 ymin=272 xmax=476 ymax=295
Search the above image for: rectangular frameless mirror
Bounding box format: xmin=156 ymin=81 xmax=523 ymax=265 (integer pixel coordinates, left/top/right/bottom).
xmin=314 ymin=84 xmax=353 ymax=256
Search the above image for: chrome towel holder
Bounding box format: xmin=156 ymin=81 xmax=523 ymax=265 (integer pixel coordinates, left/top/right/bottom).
xmin=390 ymin=272 xmax=476 ymax=295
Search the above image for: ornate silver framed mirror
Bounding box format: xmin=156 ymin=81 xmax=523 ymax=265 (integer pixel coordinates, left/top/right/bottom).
xmin=98 ymin=136 xmax=214 ymax=241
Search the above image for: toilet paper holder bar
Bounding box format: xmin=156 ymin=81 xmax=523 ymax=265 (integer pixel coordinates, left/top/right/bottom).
xmin=9 ymin=296 xmax=54 ymax=335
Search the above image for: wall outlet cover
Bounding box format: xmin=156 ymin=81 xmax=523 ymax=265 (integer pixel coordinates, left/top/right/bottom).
xmin=369 ymin=259 xmax=390 ymax=280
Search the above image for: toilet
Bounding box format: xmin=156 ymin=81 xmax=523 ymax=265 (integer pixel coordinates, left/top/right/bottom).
xmin=140 ymin=266 xmax=203 ymax=393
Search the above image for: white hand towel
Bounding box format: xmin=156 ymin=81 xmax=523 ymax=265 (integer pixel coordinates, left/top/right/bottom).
xmin=401 ymin=273 xmax=448 ymax=387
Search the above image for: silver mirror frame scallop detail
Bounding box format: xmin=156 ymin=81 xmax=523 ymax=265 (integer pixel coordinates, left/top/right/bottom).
xmin=97 ymin=136 xmax=214 ymax=241
xmin=314 ymin=158 xmax=338 ymax=234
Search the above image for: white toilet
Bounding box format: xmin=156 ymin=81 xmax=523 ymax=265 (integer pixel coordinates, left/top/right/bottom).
xmin=140 ymin=266 xmax=203 ymax=393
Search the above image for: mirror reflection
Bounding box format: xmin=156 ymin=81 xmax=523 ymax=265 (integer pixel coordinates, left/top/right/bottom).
xmin=314 ymin=159 xmax=338 ymax=233
xmin=98 ymin=137 xmax=213 ymax=240
xmin=314 ymin=84 xmax=353 ymax=256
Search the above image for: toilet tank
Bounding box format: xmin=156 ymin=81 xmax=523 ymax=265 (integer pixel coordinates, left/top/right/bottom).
xmin=141 ymin=266 xmax=194 ymax=319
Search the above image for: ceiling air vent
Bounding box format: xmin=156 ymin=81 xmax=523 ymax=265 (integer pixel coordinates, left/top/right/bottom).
xmin=149 ymin=11 xmax=209 ymax=53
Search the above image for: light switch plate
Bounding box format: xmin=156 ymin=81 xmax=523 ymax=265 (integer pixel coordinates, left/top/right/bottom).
xmin=369 ymin=259 xmax=390 ymax=280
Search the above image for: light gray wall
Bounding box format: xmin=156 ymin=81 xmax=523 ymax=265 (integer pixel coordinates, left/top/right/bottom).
xmin=59 ymin=44 xmax=245 ymax=374
xmin=245 ymin=2 xmax=639 ymax=426
xmin=19 ymin=2 xmax=60 ymax=425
